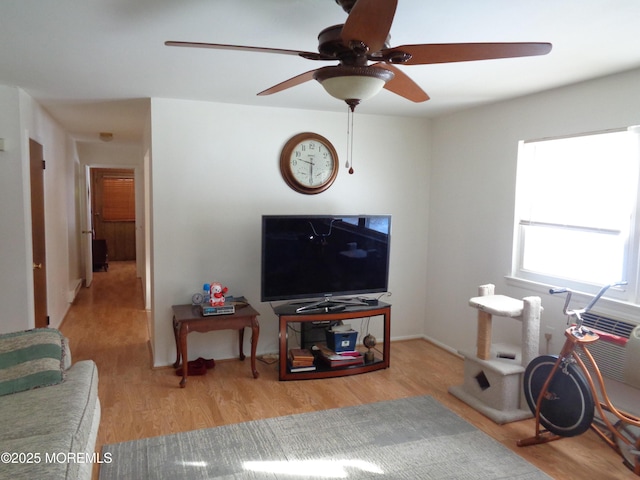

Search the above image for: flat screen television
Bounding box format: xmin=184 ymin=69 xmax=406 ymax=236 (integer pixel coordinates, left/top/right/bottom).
xmin=261 ymin=215 xmax=391 ymax=305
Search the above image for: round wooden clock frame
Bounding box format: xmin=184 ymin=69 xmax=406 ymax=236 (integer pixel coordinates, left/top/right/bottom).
xmin=279 ymin=132 xmax=339 ymax=195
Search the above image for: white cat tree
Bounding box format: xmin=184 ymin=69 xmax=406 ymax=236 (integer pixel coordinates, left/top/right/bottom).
xmin=449 ymin=284 xmax=542 ymax=424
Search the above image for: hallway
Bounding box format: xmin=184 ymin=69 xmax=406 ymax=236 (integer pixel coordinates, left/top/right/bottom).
xmin=62 ymin=261 xmax=149 ymax=369
xmin=60 ymin=261 xmax=156 ymax=446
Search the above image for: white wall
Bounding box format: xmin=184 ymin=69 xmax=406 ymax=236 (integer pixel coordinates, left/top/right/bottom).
xmin=426 ymin=68 xmax=640 ymax=356
xmin=20 ymin=90 xmax=79 ymax=329
xmin=0 ymin=86 xmax=79 ymax=332
xmin=5 ymin=66 xmax=640 ymax=368
xmin=76 ymin=142 xmax=143 ymax=168
xmin=150 ymin=99 xmax=431 ymax=366
xmin=0 ymin=87 xmax=32 ymax=332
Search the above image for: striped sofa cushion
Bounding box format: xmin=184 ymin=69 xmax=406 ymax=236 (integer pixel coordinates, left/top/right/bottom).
xmin=0 ymin=328 xmax=65 ymax=396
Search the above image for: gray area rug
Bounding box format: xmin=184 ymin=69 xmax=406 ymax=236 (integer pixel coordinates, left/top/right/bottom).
xmin=99 ymin=395 xmax=551 ymax=479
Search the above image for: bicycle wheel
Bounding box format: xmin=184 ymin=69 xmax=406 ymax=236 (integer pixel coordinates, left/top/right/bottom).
xmin=523 ymin=355 xmax=595 ymax=437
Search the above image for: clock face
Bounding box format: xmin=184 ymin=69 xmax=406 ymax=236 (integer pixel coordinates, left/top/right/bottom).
xmin=290 ymin=139 xmax=334 ymax=186
xmin=191 ymin=293 xmax=204 ymax=305
xmin=280 ymin=133 xmax=339 ymax=194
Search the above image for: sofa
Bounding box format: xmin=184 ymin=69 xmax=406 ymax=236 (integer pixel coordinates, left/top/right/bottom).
xmin=0 ymin=328 xmax=100 ymax=480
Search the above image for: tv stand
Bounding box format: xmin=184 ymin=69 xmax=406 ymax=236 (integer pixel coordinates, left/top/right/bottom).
xmin=274 ymin=302 xmax=391 ymax=380
xmin=293 ymin=296 xmax=371 ymax=313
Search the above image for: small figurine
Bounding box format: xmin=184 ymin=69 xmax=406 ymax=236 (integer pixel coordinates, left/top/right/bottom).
xmin=209 ymin=282 xmax=228 ymax=306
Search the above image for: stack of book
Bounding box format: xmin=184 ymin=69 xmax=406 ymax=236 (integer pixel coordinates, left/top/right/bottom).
xmin=313 ymin=344 xmax=364 ymax=368
xmin=288 ymin=348 xmax=316 ymax=372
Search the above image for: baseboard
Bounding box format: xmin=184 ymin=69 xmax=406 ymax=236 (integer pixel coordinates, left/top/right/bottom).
xmin=390 ymin=334 xmax=424 ymax=342
xmin=421 ymin=334 xmax=463 ymax=358
xmin=67 ymin=279 xmax=83 ymax=303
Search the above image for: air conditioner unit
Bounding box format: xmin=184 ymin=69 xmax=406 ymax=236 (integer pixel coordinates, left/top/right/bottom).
xmin=579 ymin=312 xmax=640 ymax=389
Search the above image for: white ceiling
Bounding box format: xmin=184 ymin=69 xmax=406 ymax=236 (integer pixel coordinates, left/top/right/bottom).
xmin=3 ymin=0 xmax=640 ymax=144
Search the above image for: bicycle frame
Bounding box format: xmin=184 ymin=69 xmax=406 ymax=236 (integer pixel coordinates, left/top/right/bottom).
xmin=518 ymin=325 xmax=640 ymax=474
xmin=518 ymin=283 xmax=640 ymax=475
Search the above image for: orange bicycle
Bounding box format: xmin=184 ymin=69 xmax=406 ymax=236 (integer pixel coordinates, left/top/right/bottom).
xmin=517 ymin=282 xmax=640 ymax=475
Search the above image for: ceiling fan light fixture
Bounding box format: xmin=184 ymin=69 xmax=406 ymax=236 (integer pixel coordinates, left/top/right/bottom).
xmin=313 ymin=66 xmax=394 ymax=104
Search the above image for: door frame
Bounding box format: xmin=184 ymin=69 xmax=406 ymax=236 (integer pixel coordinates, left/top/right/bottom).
xmin=82 ymin=165 xmax=94 ymax=287
xmin=81 ymin=164 xmax=146 ymax=291
xmin=29 ymin=138 xmax=48 ymax=328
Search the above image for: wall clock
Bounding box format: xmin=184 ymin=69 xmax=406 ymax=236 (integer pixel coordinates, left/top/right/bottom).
xmin=280 ymin=132 xmax=339 ymax=194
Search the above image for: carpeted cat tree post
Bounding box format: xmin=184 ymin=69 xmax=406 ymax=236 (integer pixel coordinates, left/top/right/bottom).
xmin=448 ymin=284 xmax=541 ymax=424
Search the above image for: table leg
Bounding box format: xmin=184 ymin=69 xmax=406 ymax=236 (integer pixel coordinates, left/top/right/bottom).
xmin=172 ymin=317 xmax=181 ymax=368
xmin=251 ymin=319 xmax=259 ymax=379
xmin=278 ymin=315 xmax=287 ymax=380
xmin=238 ymin=328 xmax=246 ymax=361
xmin=179 ymin=325 xmax=188 ymax=388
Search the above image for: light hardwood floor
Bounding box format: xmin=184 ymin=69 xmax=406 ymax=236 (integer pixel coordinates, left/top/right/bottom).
xmin=60 ymin=262 xmax=636 ymax=479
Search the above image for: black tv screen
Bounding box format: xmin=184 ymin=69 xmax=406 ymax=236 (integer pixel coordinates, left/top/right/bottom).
xmin=261 ymin=215 xmax=391 ymax=302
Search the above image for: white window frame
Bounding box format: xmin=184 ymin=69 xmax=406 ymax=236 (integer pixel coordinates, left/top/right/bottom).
xmin=511 ymin=126 xmax=640 ymax=306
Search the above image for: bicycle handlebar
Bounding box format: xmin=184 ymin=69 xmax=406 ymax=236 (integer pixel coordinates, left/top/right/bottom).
xmin=549 ymin=281 xmax=628 ymax=324
xmin=549 ymin=287 xmax=568 ymax=295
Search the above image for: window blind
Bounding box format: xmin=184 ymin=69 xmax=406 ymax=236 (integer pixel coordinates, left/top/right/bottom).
xmin=102 ymin=177 xmax=135 ymax=222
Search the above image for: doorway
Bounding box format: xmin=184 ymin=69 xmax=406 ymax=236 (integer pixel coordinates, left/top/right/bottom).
xmin=90 ymin=168 xmax=136 ymax=263
xmin=29 ymin=139 xmax=48 ymax=328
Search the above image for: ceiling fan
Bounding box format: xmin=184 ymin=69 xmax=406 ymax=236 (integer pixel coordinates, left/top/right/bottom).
xmin=166 ymin=0 xmax=552 ymax=111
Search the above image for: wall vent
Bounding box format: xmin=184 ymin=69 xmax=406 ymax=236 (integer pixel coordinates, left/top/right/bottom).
xmin=581 ymin=312 xmax=636 ymax=338
xmin=579 ymin=312 xmax=639 ymax=387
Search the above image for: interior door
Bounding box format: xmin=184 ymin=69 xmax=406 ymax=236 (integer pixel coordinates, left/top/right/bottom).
xmin=83 ymin=165 xmax=93 ymax=287
xmin=29 ymin=139 xmax=48 ymax=328
xmin=91 ymin=168 xmax=136 ymax=261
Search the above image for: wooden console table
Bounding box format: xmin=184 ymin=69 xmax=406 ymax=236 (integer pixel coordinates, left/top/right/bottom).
xmin=275 ymin=302 xmax=391 ymax=381
xmin=172 ymin=303 xmax=260 ymax=387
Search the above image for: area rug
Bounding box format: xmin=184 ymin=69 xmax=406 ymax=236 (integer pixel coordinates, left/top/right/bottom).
xmin=99 ymin=395 xmax=550 ymax=479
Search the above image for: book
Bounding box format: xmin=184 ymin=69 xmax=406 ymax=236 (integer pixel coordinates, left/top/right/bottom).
xmin=289 ymin=348 xmax=314 ymax=361
xmin=289 ymin=360 xmax=312 ymax=367
xmin=313 ymin=344 xmax=365 ymax=368
xmin=226 ymin=295 xmax=249 ymax=308
xmin=320 ymin=354 xmax=364 ymax=368
xmin=288 ymin=364 xmax=317 ymax=373
xmin=288 ymin=348 xmax=315 ymax=367
xmin=289 ymin=359 xmax=314 ymax=367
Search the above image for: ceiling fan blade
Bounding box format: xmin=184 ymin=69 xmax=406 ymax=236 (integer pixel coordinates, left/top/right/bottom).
xmin=257 ymin=68 xmax=319 ymax=96
xmin=165 ymin=41 xmax=331 ymax=61
xmin=340 ymin=0 xmax=397 ymax=53
xmin=382 ymin=42 xmax=552 ymax=65
xmin=371 ymin=64 xmax=429 ymax=103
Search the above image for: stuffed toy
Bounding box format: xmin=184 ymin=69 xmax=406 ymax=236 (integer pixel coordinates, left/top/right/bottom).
xmin=209 ymin=282 xmax=228 ymax=306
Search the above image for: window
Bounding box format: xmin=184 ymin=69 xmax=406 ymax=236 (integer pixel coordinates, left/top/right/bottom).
xmin=102 ymin=176 xmax=135 ymax=222
xmin=340 ymin=216 xmax=390 ymax=235
xmin=512 ymin=127 xmax=640 ymax=301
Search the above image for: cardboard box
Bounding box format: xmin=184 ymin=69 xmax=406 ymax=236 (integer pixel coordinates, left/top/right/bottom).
xmin=326 ymin=329 xmax=358 ymax=352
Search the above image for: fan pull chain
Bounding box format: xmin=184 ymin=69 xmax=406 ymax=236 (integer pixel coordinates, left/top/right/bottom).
xmin=346 ymin=106 xmax=355 ymax=174
xmin=345 ymin=106 xmax=350 ymax=170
